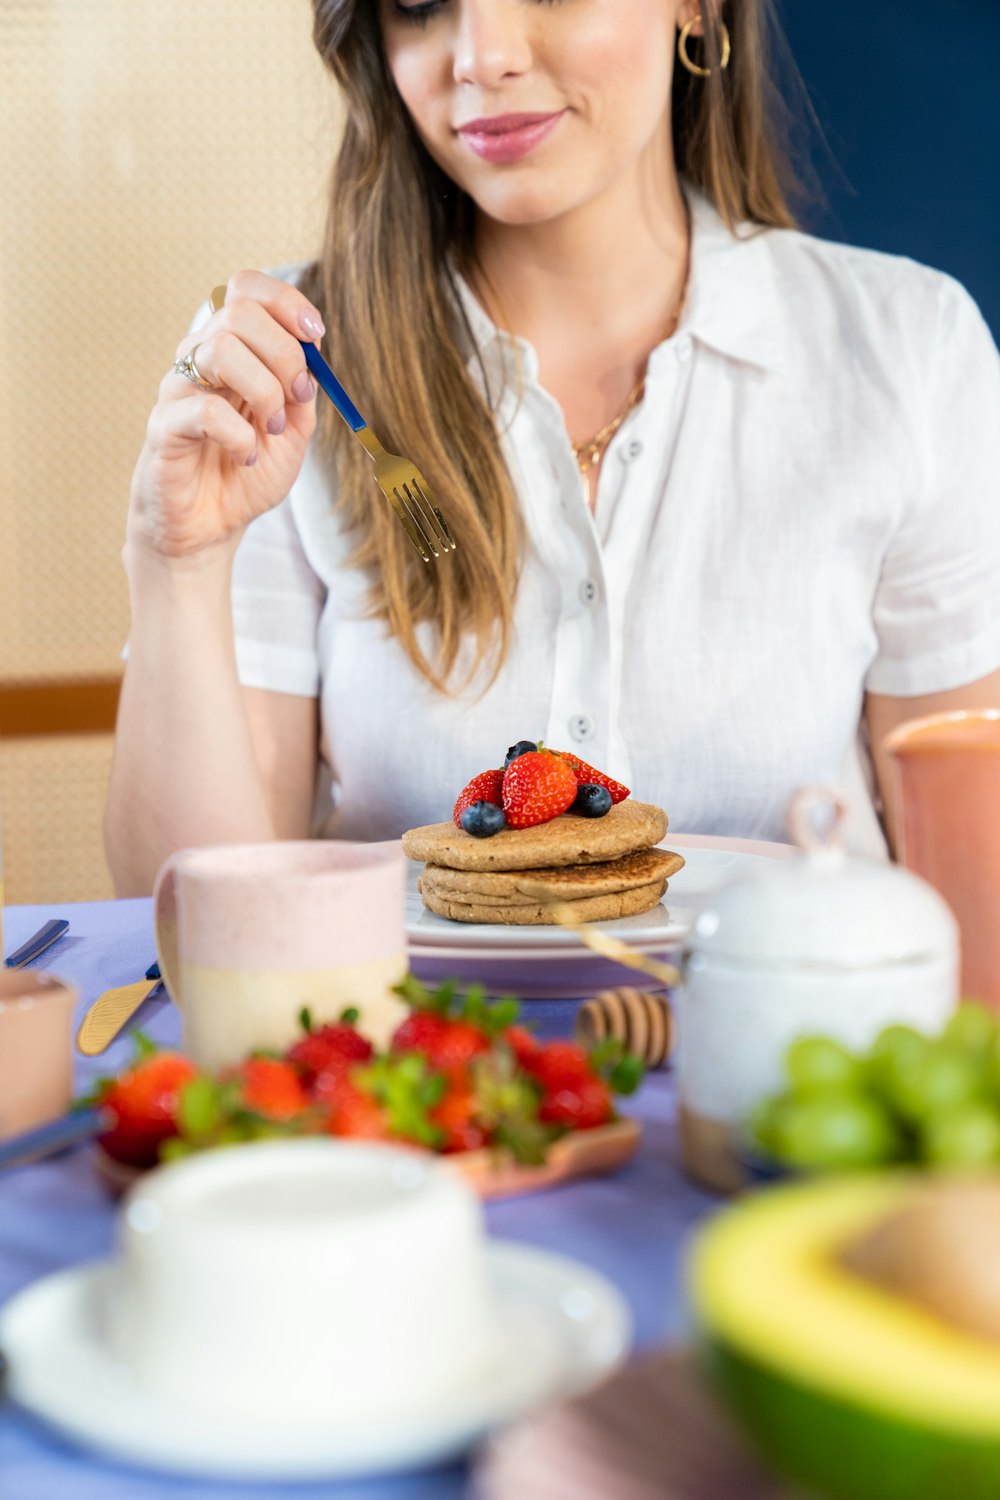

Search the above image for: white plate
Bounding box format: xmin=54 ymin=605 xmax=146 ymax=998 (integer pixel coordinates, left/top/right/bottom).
xmin=405 ymin=835 xmax=793 ymax=967
xmin=0 ymin=1243 xmax=630 ymax=1481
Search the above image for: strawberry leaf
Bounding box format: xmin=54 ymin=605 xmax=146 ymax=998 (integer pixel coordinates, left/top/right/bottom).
xmin=132 ymin=1031 xmax=158 ymax=1061
xmin=177 ymin=1077 xmax=224 ymax=1138
xmin=586 ymin=1038 xmax=646 ymax=1095
xmin=608 ymin=1055 xmax=645 ymax=1096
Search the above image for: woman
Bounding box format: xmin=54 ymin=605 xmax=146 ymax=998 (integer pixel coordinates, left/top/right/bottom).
xmin=105 ymin=0 xmax=1000 ymax=895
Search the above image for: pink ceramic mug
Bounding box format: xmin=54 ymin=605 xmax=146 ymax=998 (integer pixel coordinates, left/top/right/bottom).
xmin=885 ymin=709 xmax=1000 ymax=1009
xmin=0 ymin=970 xmax=78 ymax=1139
xmin=153 ymin=840 xmax=409 ymax=1070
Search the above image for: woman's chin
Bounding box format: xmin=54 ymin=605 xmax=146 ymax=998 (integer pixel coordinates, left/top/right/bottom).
xmin=472 ymin=182 xmax=586 ymax=230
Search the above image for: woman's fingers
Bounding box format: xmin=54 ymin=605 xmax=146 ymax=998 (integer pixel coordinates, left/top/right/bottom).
xmin=220 ymin=268 xmax=326 ymax=344
xmin=167 ymin=277 xmax=321 ymax=431
xmin=150 ymin=390 xmax=260 ymax=468
xmin=169 ymin=328 xmax=291 ymax=435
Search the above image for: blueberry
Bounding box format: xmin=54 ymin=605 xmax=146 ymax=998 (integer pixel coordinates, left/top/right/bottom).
xmin=504 ymin=740 xmax=538 ymax=768
xmin=572 ymin=783 xmax=612 ymax=818
xmin=460 ymin=801 xmax=507 ymax=838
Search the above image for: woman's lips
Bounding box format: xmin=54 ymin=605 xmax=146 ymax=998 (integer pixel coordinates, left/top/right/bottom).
xmin=456 ymin=110 xmax=565 ymax=164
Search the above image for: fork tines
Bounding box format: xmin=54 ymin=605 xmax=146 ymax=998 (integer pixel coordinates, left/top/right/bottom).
xmin=392 ymin=478 xmax=458 ymax=563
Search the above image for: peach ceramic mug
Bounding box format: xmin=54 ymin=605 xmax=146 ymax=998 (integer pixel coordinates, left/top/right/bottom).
xmin=0 ymin=970 xmax=78 ymax=1139
xmin=153 ymin=841 xmax=409 ymax=1070
xmin=885 ymin=709 xmax=1000 ymax=1009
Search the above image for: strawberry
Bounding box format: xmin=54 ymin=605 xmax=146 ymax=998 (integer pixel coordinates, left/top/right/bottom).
xmin=330 ymin=1054 xmax=447 ymax=1147
xmin=231 ymin=1057 xmax=311 ymax=1122
xmin=539 ymin=1075 xmax=613 ymax=1130
xmin=96 ymin=1049 xmax=200 ymax=1167
xmin=501 ymin=750 xmax=578 ymax=829
xmin=521 ymin=1040 xmax=613 ymax=1129
xmin=521 ymin=1040 xmax=591 ymax=1090
xmin=391 ymin=1011 xmax=490 ymax=1077
xmin=453 ymin=768 xmax=504 ymax=828
xmin=431 ymin=1085 xmax=488 ymax=1154
xmin=551 ymin=751 xmax=630 ymax=805
xmin=286 ymin=1021 xmax=373 ymax=1089
xmin=503 ymin=1025 xmax=541 ymax=1067
xmin=326 ymin=1080 xmax=393 ymax=1141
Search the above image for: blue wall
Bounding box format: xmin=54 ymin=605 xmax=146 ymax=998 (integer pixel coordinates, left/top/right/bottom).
xmin=780 ymin=0 xmax=1000 ymax=338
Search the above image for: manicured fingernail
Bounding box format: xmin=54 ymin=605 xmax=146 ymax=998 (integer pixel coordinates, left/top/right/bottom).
xmin=292 ymin=372 xmax=315 ymax=403
xmin=245 ymin=449 xmax=258 ymax=467
xmin=266 ymin=409 xmax=286 ymax=436
xmin=299 ymin=310 xmax=325 ymax=339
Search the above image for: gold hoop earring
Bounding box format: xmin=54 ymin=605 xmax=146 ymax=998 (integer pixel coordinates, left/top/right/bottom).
xmin=678 ymin=16 xmax=731 ymax=78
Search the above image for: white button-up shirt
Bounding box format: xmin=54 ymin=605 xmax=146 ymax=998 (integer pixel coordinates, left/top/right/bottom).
xmin=229 ymin=192 xmax=1000 ymax=855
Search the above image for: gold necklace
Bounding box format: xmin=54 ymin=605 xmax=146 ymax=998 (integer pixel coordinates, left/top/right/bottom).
xmin=572 ymin=291 xmax=686 ymax=476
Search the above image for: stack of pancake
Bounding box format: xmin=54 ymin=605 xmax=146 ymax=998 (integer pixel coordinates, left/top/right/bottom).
xmin=401 ymin=799 xmax=683 ymax=925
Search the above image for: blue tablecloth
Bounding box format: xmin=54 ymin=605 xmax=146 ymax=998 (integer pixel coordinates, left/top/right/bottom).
xmin=0 ymin=901 xmax=719 ymax=1500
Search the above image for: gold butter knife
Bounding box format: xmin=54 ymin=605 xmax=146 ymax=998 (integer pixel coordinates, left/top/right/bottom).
xmin=76 ymin=963 xmax=163 ymax=1056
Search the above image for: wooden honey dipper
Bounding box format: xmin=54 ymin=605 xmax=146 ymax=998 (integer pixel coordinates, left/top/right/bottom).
xmin=536 ymin=898 xmax=681 ymax=1070
xmin=576 ymin=987 xmax=675 ymax=1069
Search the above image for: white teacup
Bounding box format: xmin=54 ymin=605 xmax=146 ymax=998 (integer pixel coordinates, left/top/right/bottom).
xmin=109 ymin=1140 xmax=501 ymax=1427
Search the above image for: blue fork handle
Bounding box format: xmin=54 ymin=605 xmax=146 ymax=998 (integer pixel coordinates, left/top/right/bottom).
xmin=4 ymin=919 xmax=69 ymax=970
xmin=302 ymin=341 xmax=367 ymax=434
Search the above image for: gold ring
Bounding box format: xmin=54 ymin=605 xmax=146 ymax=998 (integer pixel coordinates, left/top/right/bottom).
xmin=172 ymin=343 xmax=216 ymax=391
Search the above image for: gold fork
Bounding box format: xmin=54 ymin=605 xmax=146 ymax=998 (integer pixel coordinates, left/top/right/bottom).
xmin=209 ymin=286 xmax=456 ymax=563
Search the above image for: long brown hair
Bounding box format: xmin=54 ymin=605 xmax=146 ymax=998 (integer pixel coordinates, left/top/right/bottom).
xmin=306 ymin=2 xmax=798 ymax=692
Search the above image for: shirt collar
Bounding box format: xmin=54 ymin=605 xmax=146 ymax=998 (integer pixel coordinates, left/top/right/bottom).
xmin=449 ymin=181 xmax=786 ymax=386
xmin=677 ymin=186 xmax=785 ymax=374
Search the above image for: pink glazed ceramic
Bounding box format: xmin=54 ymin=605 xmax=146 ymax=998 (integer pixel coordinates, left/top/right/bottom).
xmin=885 ymin=709 xmax=1000 ymax=1009
xmin=153 ymin=841 xmax=408 ymax=1069
xmin=0 ymin=970 xmax=78 ymax=1139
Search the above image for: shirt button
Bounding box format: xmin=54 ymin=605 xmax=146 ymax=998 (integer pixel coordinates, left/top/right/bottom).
xmin=569 ymin=714 xmax=596 ymax=743
xmin=674 ymin=336 xmax=692 ymax=364
xmin=578 ymin=578 xmax=599 ymax=606
xmin=619 ymin=439 xmax=643 ymax=463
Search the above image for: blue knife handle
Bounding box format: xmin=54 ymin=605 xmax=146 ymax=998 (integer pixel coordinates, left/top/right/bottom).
xmin=0 ymin=1107 xmax=110 ymax=1171
xmin=4 ymin=919 xmax=70 ymax=970
xmin=302 ymin=341 xmax=367 ymax=433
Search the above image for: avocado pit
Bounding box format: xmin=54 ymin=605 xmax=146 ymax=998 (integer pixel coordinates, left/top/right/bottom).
xmin=841 ymin=1178 xmax=1000 ymax=1343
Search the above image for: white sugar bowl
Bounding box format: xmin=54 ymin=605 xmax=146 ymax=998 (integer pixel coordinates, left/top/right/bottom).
xmin=676 ymin=788 xmax=960 ymax=1193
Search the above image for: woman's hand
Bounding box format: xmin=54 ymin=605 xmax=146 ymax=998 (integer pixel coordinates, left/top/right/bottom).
xmin=127 ymin=270 xmax=325 ymax=562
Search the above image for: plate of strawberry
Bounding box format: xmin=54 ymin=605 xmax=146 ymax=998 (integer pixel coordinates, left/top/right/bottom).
xmin=86 ymin=976 xmax=644 ymax=1200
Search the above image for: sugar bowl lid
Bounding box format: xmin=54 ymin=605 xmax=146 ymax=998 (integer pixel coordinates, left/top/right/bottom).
xmin=687 ymin=788 xmax=959 ymax=969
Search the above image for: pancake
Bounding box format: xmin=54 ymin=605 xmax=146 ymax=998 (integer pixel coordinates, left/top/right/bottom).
xmin=418 ymin=879 xmax=668 ymax=926
xmin=401 ymin=799 xmax=669 ymax=872
xmin=418 ymin=847 xmax=684 ymax=903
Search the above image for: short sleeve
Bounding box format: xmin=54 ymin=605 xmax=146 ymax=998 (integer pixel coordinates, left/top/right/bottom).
xmin=865 ymin=278 xmax=1000 ymax=696
xmin=230 ymin=496 xmax=325 ymax=697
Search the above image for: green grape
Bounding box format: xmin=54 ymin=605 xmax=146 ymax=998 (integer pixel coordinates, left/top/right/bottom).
xmin=921 ymin=1102 xmax=1000 ymax=1169
xmin=749 ymin=1092 xmax=794 ymax=1155
xmin=864 ymin=1025 xmax=933 ymax=1109
xmin=785 ymin=1036 xmax=862 ymax=1096
xmin=891 ymin=1044 xmax=988 ymax=1126
xmin=776 ymin=1091 xmax=903 ymax=1171
xmin=943 ymin=1002 xmax=999 ymax=1055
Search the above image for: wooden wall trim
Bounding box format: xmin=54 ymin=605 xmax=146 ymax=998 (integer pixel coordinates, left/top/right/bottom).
xmin=0 ymin=679 xmax=122 ymax=737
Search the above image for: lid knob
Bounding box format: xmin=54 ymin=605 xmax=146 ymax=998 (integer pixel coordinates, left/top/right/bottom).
xmin=786 ymin=786 xmax=849 ymax=860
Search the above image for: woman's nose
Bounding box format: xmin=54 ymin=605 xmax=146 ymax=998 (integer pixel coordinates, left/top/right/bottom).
xmin=451 ymin=0 xmax=533 ymax=87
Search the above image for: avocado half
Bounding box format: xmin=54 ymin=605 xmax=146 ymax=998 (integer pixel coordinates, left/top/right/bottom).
xmin=689 ymin=1176 xmax=1000 ymax=1500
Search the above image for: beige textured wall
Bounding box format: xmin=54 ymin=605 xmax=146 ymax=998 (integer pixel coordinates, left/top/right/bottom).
xmin=1 ymin=0 xmax=340 ymax=901
xmin=0 ymin=0 xmax=337 ymax=682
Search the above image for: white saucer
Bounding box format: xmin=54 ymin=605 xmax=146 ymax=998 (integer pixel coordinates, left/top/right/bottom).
xmin=0 ymin=1242 xmax=630 ymax=1480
